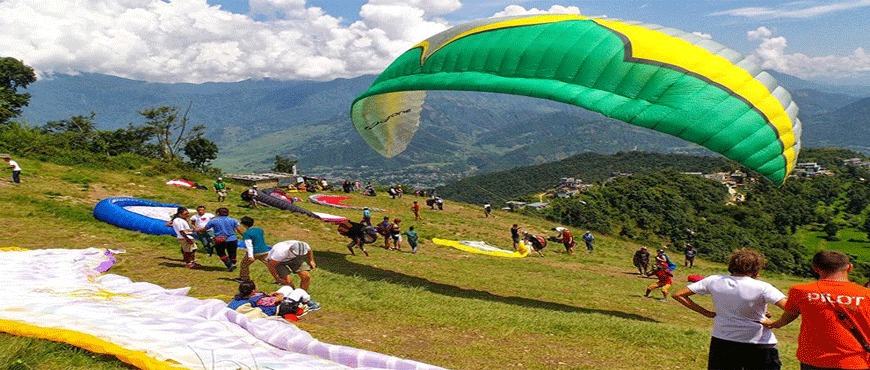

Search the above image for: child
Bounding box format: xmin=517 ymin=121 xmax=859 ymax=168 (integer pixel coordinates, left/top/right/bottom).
xmin=645 ymin=263 xmax=673 ymax=302
xmin=403 ymin=226 xmax=419 ymax=253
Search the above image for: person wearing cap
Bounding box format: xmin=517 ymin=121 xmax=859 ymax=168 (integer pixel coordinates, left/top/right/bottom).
xmin=582 ymin=230 xmax=594 ymax=252
xmin=213 ymin=177 xmax=227 ymax=202
xmin=2 ymin=154 xmax=21 ymax=184
xmin=246 ymin=184 xmax=260 ymax=208
xmin=633 ymin=246 xmax=651 ymax=275
xmin=361 ymin=206 xmax=372 ymax=226
xmin=266 ymin=240 xmax=321 ymax=311
xmin=553 ymin=227 xmax=575 ymax=255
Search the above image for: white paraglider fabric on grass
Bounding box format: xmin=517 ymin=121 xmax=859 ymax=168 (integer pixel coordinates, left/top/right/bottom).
xmin=0 ymin=248 xmax=443 ymax=370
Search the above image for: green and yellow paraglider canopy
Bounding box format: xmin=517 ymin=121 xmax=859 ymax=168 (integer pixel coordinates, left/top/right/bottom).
xmin=351 ymin=14 xmax=802 ymax=185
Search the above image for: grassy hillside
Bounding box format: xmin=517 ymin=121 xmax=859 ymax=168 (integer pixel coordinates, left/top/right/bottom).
xmin=0 ymin=158 xmax=822 ymax=369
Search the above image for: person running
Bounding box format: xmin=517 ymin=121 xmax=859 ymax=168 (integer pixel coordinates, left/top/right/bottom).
xmin=483 ymin=203 xmax=492 ymax=218
xmin=197 ymin=207 xmax=243 ymax=271
xmin=633 ymin=246 xmax=650 ymax=276
xmin=761 ymin=250 xmax=870 ymax=370
xmin=511 ymin=224 xmax=522 ymax=251
xmin=389 ymin=218 xmax=402 ymax=251
xmin=189 ymin=205 xmax=215 ymax=256
xmin=644 ymin=262 xmax=673 ymax=302
xmin=2 ymin=154 xmax=21 ymax=183
xmin=169 ymin=207 xmax=200 ymax=268
xmin=213 ymin=177 xmax=227 ymax=202
xmin=582 ymin=231 xmax=594 ymax=252
xmin=523 ymin=232 xmax=546 ymax=257
xmin=685 ymin=244 xmax=698 ymax=268
xmin=411 ymin=201 xmax=422 ymax=220
xmin=340 ymin=221 xmax=374 ymax=257
xmin=266 ymin=240 xmax=321 ymax=311
xmin=361 ymin=207 xmax=372 ymax=226
xmin=554 ymin=227 xmax=575 ymax=255
xmin=236 ymin=216 xmax=271 ymax=282
xmin=403 ymin=226 xmax=419 ymax=254
xmin=672 ymin=249 xmax=787 ymax=370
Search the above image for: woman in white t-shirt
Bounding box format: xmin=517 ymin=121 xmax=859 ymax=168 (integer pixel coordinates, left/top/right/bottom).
xmin=672 ymin=248 xmax=787 ymax=370
xmin=169 ymin=207 xmax=199 ymax=269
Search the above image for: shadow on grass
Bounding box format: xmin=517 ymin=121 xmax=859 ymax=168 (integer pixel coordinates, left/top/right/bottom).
xmin=157 ymin=261 xmax=228 ymax=272
xmin=317 ymin=251 xmax=658 ymax=323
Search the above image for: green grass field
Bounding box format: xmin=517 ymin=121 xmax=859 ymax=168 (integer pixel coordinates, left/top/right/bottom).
xmin=794 ymin=227 xmax=870 ymax=260
xmin=0 ymin=158 xmax=828 ymax=369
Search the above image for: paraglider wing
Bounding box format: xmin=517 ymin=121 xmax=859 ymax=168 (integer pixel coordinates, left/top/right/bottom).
xmin=351 ymin=14 xmax=801 ymax=185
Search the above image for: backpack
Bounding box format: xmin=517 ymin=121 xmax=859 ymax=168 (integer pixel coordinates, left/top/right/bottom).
xmin=337 ymin=220 xmax=354 ymax=236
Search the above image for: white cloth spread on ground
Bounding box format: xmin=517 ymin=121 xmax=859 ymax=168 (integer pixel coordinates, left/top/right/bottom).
xmin=0 ymin=248 xmax=443 ymax=370
xmin=123 ymin=206 xmax=182 ymax=221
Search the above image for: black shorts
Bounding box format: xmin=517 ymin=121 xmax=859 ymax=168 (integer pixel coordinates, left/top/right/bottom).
xmin=708 ymin=337 xmax=781 ymax=370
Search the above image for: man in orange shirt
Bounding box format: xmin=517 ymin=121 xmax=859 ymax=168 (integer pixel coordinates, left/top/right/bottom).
xmin=763 ymin=250 xmax=870 ymax=370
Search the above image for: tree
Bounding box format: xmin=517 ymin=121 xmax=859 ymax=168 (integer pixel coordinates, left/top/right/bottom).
xmin=823 ymin=220 xmax=841 ymax=241
xmin=183 ymin=137 xmax=218 ymax=170
xmin=42 ymin=112 xmax=98 ymax=151
xmin=0 ymin=57 xmax=37 ymax=124
xmin=273 ymin=154 xmax=297 ymax=173
xmin=139 ymin=104 xmax=204 ymax=162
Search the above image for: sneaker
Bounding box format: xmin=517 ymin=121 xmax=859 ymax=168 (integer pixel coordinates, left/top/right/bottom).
xmin=186 ymin=262 xmax=198 ymax=269
xmin=659 ymin=298 xmax=668 ymax=302
xmin=307 ymin=301 xmax=322 ymax=311
xmin=227 ymin=264 xmax=237 ymax=272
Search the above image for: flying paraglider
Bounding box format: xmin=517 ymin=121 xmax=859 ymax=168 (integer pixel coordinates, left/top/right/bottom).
xmin=351 ymin=14 xmax=801 ymax=185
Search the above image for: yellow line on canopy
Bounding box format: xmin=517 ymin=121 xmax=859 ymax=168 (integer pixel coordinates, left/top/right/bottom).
xmin=595 ymin=19 xmax=797 ymax=174
xmin=0 ymin=318 xmax=182 ymax=369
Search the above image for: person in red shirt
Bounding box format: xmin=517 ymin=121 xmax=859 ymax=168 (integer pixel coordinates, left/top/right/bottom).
xmin=763 ymin=250 xmax=870 ymax=370
xmin=644 ymin=262 xmax=673 ymax=302
xmin=411 ymin=201 xmax=422 ymax=220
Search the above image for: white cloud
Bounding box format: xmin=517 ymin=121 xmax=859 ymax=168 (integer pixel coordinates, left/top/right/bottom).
xmin=746 ymin=26 xmax=870 ymax=79
xmin=491 ymin=4 xmax=581 ymax=18
xmin=713 ymin=0 xmax=870 ymax=19
xmin=0 ymin=0 xmax=453 ymax=83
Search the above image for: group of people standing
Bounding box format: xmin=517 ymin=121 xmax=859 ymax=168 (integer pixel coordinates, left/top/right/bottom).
xmin=166 ymin=204 xmax=322 ymax=312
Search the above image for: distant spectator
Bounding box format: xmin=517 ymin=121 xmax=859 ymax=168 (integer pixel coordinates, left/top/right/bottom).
xmin=684 ymin=244 xmax=698 ymax=268
xmin=483 ymin=203 xmax=492 ymax=218
xmin=411 ymin=201 xmax=422 ymax=220
xmin=582 ymin=231 xmax=594 ymax=252
xmin=213 ymin=177 xmax=227 ymax=202
xmin=633 ymin=246 xmax=650 ymax=275
xmin=436 ymin=196 xmax=444 ymax=210
xmin=361 ymin=207 xmax=372 ymax=226
xmin=672 ymin=249 xmax=787 ymax=370
xmin=2 ymin=154 xmax=21 ymax=184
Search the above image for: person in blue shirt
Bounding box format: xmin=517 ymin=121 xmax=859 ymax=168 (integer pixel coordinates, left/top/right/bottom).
xmin=197 ymin=207 xmax=243 ymax=271
xmin=236 ymin=216 xmax=271 ymax=282
xmin=361 ymin=207 xmax=372 ymax=226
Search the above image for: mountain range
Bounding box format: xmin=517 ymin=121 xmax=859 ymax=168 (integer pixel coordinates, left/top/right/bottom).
xmin=20 ymin=72 xmax=870 ymax=186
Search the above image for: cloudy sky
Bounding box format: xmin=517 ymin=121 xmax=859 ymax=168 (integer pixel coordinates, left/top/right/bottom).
xmin=2 ymin=0 xmax=869 ymax=85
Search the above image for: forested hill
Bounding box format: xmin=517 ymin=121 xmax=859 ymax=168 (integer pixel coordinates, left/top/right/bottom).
xmin=436 ymin=152 xmax=734 ymax=205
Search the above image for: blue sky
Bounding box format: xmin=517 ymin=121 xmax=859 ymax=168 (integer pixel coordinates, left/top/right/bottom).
xmin=2 ymin=0 xmax=868 ymax=85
